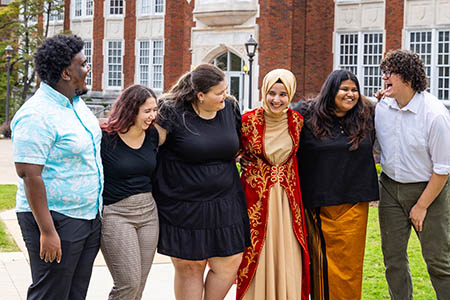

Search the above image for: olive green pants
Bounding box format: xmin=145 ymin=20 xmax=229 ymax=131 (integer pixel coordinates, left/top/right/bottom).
xmin=379 ymin=173 xmax=450 ymax=300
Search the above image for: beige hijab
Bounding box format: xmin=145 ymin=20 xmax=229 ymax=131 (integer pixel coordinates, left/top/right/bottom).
xmin=261 ymin=69 xmax=297 ymax=118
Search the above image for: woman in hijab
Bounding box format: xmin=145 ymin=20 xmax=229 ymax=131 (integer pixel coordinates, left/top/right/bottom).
xmin=236 ymin=69 xmax=310 ymax=300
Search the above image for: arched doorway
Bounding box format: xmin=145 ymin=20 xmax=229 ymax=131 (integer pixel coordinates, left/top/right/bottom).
xmin=210 ymin=51 xmax=244 ymax=108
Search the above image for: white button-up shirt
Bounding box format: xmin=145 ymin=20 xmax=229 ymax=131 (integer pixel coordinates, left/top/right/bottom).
xmin=375 ymin=91 xmax=450 ymax=183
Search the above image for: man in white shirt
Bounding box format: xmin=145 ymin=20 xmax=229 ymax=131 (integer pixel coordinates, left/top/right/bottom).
xmin=375 ymin=49 xmax=450 ymax=300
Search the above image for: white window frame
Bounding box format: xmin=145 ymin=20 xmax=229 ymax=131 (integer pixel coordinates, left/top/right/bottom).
xmin=108 ymin=0 xmax=124 ymax=16
xmin=137 ymin=39 xmax=164 ymax=91
xmin=86 ymin=0 xmax=94 ymax=16
xmin=335 ymin=31 xmax=384 ymax=99
xmin=107 ymin=40 xmax=123 ymax=89
xmin=48 ymin=0 xmax=64 ymax=23
xmin=210 ymin=51 xmax=245 ymax=107
xmin=139 ymin=0 xmax=164 ymax=16
xmin=407 ymin=29 xmax=450 ymax=103
xmin=73 ymin=0 xmax=94 ymax=18
xmin=83 ymin=40 xmax=93 ymax=87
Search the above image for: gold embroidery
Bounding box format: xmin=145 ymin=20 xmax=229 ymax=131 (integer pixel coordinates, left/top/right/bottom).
xmin=238 ymin=109 xmax=308 ymax=295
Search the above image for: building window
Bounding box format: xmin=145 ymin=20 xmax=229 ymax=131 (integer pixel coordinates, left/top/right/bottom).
xmin=152 ymin=40 xmax=164 ymax=89
xmin=210 ymin=51 xmax=244 ymax=105
xmin=155 ymin=0 xmax=164 ymax=13
xmin=140 ymin=0 xmax=164 ymax=15
xmin=138 ymin=40 xmax=164 ymax=90
xmin=73 ymin=0 xmax=94 ymax=18
xmin=438 ymin=31 xmax=450 ymax=100
xmin=49 ymin=0 xmax=64 ymax=22
xmin=107 ymin=41 xmax=122 ymax=88
xmin=408 ymin=30 xmax=450 ymax=100
xmin=74 ymin=0 xmax=83 ymax=17
xmin=86 ymin=0 xmax=93 ymax=16
xmin=336 ymin=32 xmax=383 ymax=98
xmin=109 ymin=0 xmax=124 ymax=15
xmin=84 ymin=41 xmax=92 ymax=86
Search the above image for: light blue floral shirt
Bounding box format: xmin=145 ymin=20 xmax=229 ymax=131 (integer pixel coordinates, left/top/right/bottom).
xmin=11 ymin=82 xmax=103 ymax=220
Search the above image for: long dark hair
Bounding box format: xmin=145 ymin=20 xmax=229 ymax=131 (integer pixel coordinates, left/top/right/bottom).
xmin=102 ymin=84 xmax=157 ymax=134
xmin=304 ymin=69 xmax=374 ymax=150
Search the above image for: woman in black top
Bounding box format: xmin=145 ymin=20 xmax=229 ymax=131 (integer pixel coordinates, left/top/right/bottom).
xmin=100 ymin=85 xmax=159 ymax=300
xmin=153 ymin=64 xmax=250 ymax=300
xmin=294 ymin=70 xmax=379 ymax=300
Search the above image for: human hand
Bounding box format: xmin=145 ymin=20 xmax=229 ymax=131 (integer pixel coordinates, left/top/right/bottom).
xmin=40 ymin=231 xmax=62 ymax=263
xmin=373 ymin=89 xmax=386 ymax=102
xmin=98 ymin=118 xmax=108 ymax=126
xmin=409 ymin=203 xmax=427 ymax=232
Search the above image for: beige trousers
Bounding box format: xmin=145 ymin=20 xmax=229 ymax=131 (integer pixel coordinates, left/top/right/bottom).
xmin=101 ymin=192 xmax=159 ymax=300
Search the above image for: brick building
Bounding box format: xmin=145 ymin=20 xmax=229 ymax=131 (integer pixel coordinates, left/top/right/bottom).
xmin=46 ymin=0 xmax=450 ymax=112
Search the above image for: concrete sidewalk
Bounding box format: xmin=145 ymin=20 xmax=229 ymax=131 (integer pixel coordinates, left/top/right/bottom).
xmin=0 ymin=138 xmax=236 ymax=300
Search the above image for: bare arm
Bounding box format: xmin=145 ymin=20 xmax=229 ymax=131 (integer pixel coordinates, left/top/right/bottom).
xmin=410 ymin=172 xmax=449 ymax=232
xmin=154 ymin=123 xmax=168 ymax=146
xmin=15 ymin=163 xmax=61 ymax=263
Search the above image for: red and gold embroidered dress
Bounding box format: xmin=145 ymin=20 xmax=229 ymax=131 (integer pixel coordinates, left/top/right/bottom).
xmin=237 ymin=107 xmax=310 ymax=300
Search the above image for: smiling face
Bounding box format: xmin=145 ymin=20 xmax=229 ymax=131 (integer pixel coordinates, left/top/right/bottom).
xmin=382 ymin=71 xmax=413 ymax=100
xmin=197 ymin=79 xmax=228 ymax=113
xmin=334 ymin=79 xmax=359 ymax=117
xmin=66 ymin=51 xmax=90 ymax=97
xmin=265 ymin=83 xmax=289 ymax=114
xmin=134 ymin=97 xmax=158 ymax=131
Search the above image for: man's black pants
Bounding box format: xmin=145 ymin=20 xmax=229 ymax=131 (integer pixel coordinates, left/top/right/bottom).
xmin=17 ymin=211 xmax=101 ymax=300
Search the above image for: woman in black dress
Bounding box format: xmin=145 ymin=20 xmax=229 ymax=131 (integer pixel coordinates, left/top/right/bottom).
xmin=153 ymin=64 xmax=250 ymax=300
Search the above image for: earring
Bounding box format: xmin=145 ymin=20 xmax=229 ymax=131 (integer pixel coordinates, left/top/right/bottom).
xmin=199 ymin=100 xmax=204 ymax=104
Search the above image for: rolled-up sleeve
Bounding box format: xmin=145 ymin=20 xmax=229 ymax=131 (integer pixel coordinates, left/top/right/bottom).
xmin=12 ymin=111 xmax=55 ymax=165
xmin=429 ymin=113 xmax=450 ymax=175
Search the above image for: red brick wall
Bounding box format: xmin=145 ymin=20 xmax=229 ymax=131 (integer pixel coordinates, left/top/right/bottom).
xmin=303 ymin=0 xmax=334 ymax=99
xmin=163 ymin=0 xmax=195 ymax=91
xmin=257 ymin=0 xmax=334 ymax=101
xmin=257 ymin=0 xmax=296 ymax=87
xmin=385 ymin=0 xmax=404 ymax=52
xmin=92 ymin=0 xmax=104 ymax=91
xmin=292 ymin=0 xmax=307 ymax=100
xmin=123 ymin=0 xmax=136 ymax=89
xmin=64 ymin=0 xmax=71 ymax=31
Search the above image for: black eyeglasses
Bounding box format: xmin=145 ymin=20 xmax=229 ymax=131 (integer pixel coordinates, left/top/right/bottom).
xmin=382 ymin=70 xmax=392 ymax=78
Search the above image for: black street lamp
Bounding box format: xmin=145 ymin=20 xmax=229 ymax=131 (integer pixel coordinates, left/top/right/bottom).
xmin=4 ymin=45 xmax=13 ymax=124
xmin=245 ymin=35 xmax=258 ymax=109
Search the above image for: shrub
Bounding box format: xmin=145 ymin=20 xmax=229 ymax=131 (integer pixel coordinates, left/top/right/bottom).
xmin=0 ymin=121 xmax=11 ymax=138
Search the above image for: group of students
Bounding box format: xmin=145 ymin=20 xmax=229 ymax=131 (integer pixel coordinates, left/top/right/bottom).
xmin=10 ymin=34 xmax=450 ymax=300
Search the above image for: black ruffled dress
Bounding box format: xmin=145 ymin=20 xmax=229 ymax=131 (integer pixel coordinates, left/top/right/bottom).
xmin=153 ymin=99 xmax=251 ymax=260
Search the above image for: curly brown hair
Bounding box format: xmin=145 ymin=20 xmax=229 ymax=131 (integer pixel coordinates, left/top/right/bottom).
xmin=380 ymin=49 xmax=428 ymax=92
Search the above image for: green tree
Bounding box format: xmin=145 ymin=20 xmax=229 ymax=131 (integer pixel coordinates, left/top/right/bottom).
xmin=0 ymin=0 xmax=64 ymax=125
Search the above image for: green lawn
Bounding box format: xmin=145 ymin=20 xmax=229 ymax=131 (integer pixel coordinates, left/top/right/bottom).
xmin=0 ymin=184 xmax=19 ymax=252
xmin=362 ymin=206 xmax=433 ymax=299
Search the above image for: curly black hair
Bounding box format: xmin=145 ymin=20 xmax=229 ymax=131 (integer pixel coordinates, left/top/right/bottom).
xmin=34 ymin=34 xmax=84 ymax=86
xmin=380 ymin=49 xmax=428 ymax=92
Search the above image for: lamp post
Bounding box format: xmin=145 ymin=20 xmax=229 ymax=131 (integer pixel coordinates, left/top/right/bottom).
xmin=245 ymin=35 xmax=258 ymax=109
xmin=4 ymin=45 xmax=13 ymax=124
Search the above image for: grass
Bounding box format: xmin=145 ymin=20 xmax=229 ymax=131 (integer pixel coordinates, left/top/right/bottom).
xmin=0 ymin=184 xmax=19 ymax=252
xmin=362 ymin=206 xmax=433 ymax=299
